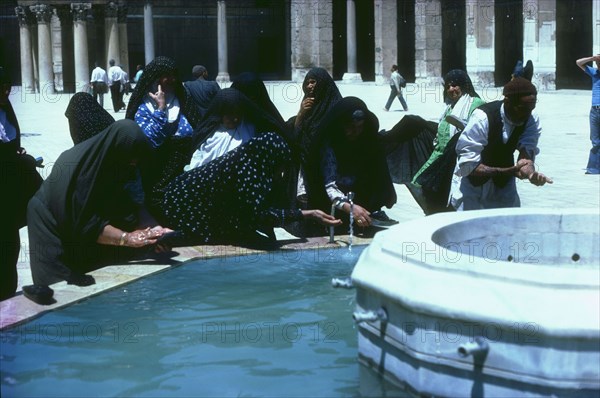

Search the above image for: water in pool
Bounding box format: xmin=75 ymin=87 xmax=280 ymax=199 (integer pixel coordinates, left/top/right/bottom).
xmin=1 ymin=246 xmax=407 ymax=397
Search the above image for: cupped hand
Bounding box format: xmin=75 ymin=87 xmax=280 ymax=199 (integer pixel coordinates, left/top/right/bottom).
xmin=150 ymin=225 xmax=174 ymax=253
xmin=126 ymin=227 xmax=168 ymax=248
xmin=302 ymin=210 xmax=342 ymax=226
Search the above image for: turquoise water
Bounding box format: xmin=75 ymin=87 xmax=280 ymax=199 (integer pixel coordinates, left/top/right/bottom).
xmin=1 ymin=246 xmax=406 ymax=397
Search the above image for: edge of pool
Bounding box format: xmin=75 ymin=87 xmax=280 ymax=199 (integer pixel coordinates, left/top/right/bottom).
xmin=0 ymin=233 xmax=374 ymax=331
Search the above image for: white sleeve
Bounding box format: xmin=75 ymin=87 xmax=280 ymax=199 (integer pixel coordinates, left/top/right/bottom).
xmin=517 ymin=111 xmax=542 ymax=160
xmin=455 ymin=109 xmax=489 ymax=177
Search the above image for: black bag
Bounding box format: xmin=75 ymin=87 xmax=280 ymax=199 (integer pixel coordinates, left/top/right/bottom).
xmin=398 ymin=74 xmax=407 ymax=88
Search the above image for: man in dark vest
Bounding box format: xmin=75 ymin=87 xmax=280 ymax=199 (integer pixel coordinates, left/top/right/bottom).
xmin=184 ymin=65 xmax=220 ymax=118
xmin=453 ymin=77 xmax=553 ymax=210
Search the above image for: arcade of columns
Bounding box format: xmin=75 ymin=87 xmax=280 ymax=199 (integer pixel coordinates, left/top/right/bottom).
xmin=14 ymin=0 xmax=600 ymax=94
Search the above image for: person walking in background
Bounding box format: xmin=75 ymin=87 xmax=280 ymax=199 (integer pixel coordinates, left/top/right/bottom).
xmin=90 ymin=62 xmax=108 ymax=107
xmin=121 ymin=67 xmax=131 ymax=97
xmin=184 ymin=65 xmax=221 ymax=118
xmin=134 ymin=64 xmax=144 ymax=84
xmin=107 ymin=59 xmax=126 ymax=112
xmin=384 ymin=64 xmax=408 ymax=112
xmin=576 ymin=55 xmax=600 ymax=175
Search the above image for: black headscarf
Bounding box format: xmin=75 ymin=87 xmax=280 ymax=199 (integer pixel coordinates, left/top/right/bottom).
xmin=291 ymin=67 xmax=342 ymax=164
xmin=191 ymin=87 xmax=290 ymax=150
xmin=65 ymin=92 xmax=115 ymax=145
xmin=125 ymin=56 xmax=202 ymax=129
xmin=309 ymin=97 xmax=394 ymax=211
xmin=231 ymin=72 xmax=286 ymax=126
xmin=442 ymin=69 xmax=479 ymax=104
xmin=321 ymin=96 xmax=379 ymax=154
xmin=38 ymin=119 xmax=150 ymax=243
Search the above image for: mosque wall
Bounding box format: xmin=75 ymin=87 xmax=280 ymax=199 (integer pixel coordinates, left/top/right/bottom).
xmin=1 ymin=0 xmax=597 ymax=93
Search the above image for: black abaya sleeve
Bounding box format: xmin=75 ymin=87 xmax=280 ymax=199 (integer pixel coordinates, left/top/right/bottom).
xmin=379 ymin=115 xmax=437 ymax=184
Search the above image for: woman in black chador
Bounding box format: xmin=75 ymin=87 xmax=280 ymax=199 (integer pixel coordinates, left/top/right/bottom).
xmin=160 ymin=89 xmax=340 ymax=248
xmin=0 ymin=66 xmax=42 ymax=300
xmin=287 ymin=68 xmax=343 ymax=207
xmin=25 ymin=120 xmax=171 ymax=304
xmin=125 ymin=56 xmax=202 ymax=217
xmin=65 ymin=92 xmax=115 ymax=145
xmin=310 ymin=97 xmax=397 ymax=228
xmin=230 ymin=72 xmax=286 ymax=127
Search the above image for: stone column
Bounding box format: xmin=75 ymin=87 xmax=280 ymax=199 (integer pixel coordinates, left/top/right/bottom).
xmin=143 ymin=0 xmax=155 ymax=64
xmin=216 ymin=0 xmax=230 ymax=83
xmin=50 ymin=8 xmax=64 ymax=92
xmin=414 ymin=0 xmax=442 ymax=85
xmin=594 ymin=0 xmax=600 ymax=55
xmin=523 ymin=0 xmax=556 ymax=90
xmin=290 ymin=0 xmax=334 ymax=82
xmin=72 ymin=3 xmax=91 ymax=92
xmin=342 ymin=0 xmax=362 ymax=82
xmin=374 ymin=0 xmax=397 ymax=85
xmin=118 ymin=4 xmax=130 ymax=75
xmin=105 ymin=2 xmax=120 ymax=68
xmin=465 ymin=0 xmax=495 ymax=87
xmin=30 ymin=4 xmax=55 ymax=95
xmin=31 ymin=24 xmax=39 ymax=91
xmin=15 ymin=6 xmax=35 ymax=94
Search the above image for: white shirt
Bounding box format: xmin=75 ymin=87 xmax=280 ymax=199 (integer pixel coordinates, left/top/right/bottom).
xmin=108 ymin=65 xmax=125 ymax=86
xmin=90 ymin=67 xmax=108 ymax=84
xmin=451 ymin=103 xmax=542 ymax=210
xmin=390 ymin=70 xmax=404 ymax=91
xmin=186 ymin=120 xmax=256 ymax=170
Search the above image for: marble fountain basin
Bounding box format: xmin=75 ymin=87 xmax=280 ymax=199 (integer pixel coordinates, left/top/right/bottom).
xmin=351 ymin=208 xmax=600 ymax=397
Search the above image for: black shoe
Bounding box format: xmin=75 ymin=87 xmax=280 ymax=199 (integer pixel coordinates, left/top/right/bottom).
xmin=23 ymin=285 xmax=55 ymax=305
xmin=66 ymin=273 xmax=95 ymax=287
xmin=370 ymin=210 xmax=399 ymax=227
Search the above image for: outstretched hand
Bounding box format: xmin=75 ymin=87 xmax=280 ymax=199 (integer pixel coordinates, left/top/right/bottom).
xmin=529 ymin=171 xmax=553 ymax=186
xmin=302 ymin=210 xmax=342 ymax=226
xmin=126 ymin=226 xmax=173 ymax=252
xmin=513 ymin=159 xmax=553 ymax=186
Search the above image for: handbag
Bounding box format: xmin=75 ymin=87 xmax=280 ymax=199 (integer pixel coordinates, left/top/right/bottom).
xmin=398 ymin=75 xmax=407 ymax=88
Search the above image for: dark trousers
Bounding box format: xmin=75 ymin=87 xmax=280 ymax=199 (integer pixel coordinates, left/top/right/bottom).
xmin=110 ymin=82 xmax=124 ymax=112
xmin=385 ymin=86 xmax=408 ymax=111
xmin=92 ymin=82 xmax=106 ymax=107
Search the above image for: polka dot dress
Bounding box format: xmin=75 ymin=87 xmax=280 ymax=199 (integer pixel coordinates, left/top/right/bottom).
xmin=162 ymin=132 xmax=297 ymax=243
